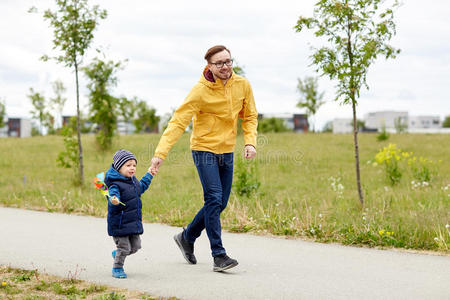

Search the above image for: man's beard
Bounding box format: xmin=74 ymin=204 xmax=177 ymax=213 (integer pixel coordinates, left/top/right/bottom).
xmin=215 ymin=70 xmax=231 ymax=80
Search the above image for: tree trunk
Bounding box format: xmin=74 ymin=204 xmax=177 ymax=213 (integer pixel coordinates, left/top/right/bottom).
xmin=347 ymin=20 xmax=364 ymax=206
xmin=352 ymin=99 xmax=364 ymax=206
xmin=74 ymin=61 xmax=84 ymax=185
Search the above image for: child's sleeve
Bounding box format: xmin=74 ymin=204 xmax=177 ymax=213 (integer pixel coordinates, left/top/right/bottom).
xmin=108 ymin=184 xmax=120 ymax=200
xmin=140 ymin=172 xmax=153 ymax=194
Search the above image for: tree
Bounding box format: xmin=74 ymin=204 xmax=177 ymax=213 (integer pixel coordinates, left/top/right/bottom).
xmin=233 ymin=62 xmax=245 ymax=77
xmin=322 ymin=120 xmax=333 ymax=132
xmin=133 ymin=100 xmax=160 ymax=133
xmin=83 ymin=58 xmax=122 ymax=150
xmin=0 ymin=99 xmax=6 ymax=129
xmin=117 ymin=96 xmax=137 ymax=124
xmin=41 ymin=0 xmax=107 ymax=184
xmin=442 ymin=116 xmax=450 ymax=128
xmin=49 ymin=79 xmax=67 ymax=130
xmin=295 ymin=0 xmax=400 ymax=205
xmin=28 ymin=88 xmax=50 ymax=135
xmin=394 ymin=116 xmax=407 ymax=133
xmin=356 ymin=119 xmax=366 ymax=131
xmin=296 ymin=76 xmax=325 ymax=132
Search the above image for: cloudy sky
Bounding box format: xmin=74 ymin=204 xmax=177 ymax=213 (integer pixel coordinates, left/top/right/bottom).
xmin=1 ymin=0 xmax=449 ymax=130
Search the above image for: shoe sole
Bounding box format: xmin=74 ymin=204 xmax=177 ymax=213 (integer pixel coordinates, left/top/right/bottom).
xmin=173 ymin=234 xmax=196 ymax=264
xmin=213 ymin=261 xmax=239 ymax=272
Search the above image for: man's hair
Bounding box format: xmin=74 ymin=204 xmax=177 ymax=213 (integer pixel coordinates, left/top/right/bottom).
xmin=204 ymin=45 xmax=231 ymax=63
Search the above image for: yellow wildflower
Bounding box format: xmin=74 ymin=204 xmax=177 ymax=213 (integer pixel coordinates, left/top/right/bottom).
xmin=1 ymin=281 xmax=6 ymax=286
xmin=379 ymin=229 xmax=385 ymax=236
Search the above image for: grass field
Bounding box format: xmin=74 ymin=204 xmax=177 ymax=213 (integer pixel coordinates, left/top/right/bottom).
xmin=0 ymin=133 xmax=448 ymax=252
xmin=0 ymin=265 xmax=176 ymax=299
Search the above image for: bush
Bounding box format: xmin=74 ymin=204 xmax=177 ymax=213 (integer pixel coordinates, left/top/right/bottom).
xmin=233 ymin=156 xmax=260 ymax=197
xmin=257 ymin=117 xmax=290 ymax=133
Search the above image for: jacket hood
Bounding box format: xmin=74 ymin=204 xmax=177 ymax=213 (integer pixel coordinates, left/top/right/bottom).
xmin=200 ymin=66 xmax=236 ymax=89
xmin=105 ymin=164 xmax=132 ymax=182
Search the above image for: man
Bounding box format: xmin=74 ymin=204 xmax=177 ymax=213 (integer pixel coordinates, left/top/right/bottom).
xmin=150 ymin=45 xmax=258 ymax=271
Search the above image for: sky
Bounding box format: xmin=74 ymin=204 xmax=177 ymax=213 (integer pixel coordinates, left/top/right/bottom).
xmin=0 ymin=0 xmax=449 ymax=130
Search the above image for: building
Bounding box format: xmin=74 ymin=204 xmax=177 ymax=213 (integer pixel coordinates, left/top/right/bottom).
xmin=332 ymin=118 xmax=353 ymax=134
xmin=364 ymin=111 xmax=408 ymax=131
xmin=0 ymin=118 xmax=32 ymax=138
xmin=408 ymin=116 xmax=441 ymax=129
xmin=258 ymin=113 xmax=309 ymax=132
xmin=0 ymin=124 xmax=7 ymax=137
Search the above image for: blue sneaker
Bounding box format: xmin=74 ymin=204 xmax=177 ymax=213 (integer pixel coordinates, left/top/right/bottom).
xmin=112 ymin=267 xmax=127 ymax=278
xmin=112 ymin=250 xmax=117 ymax=259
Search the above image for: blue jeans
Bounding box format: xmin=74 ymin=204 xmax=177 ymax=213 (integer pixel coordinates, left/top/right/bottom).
xmin=184 ymin=151 xmax=234 ymax=257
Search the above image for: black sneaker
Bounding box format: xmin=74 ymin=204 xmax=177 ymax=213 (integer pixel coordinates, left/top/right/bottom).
xmin=174 ymin=228 xmax=197 ymax=264
xmin=213 ymin=254 xmax=238 ymax=272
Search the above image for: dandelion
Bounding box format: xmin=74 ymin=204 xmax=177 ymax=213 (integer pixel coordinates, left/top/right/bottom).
xmin=1 ymin=281 xmax=6 ymax=286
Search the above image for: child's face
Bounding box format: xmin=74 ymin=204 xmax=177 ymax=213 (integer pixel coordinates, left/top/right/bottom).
xmin=119 ymin=159 xmax=137 ymax=178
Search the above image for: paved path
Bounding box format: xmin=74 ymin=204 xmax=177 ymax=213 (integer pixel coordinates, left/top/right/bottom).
xmin=0 ymin=207 xmax=449 ymax=299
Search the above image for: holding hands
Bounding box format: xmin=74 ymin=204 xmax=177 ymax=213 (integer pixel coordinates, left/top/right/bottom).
xmin=147 ymin=146 xmax=254 ymax=177
xmin=149 ymin=157 xmax=164 ymax=176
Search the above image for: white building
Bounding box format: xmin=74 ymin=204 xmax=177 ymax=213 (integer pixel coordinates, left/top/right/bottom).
xmin=332 ymin=118 xmax=353 ymax=134
xmin=0 ymin=125 xmax=7 ymax=137
xmin=364 ymin=111 xmax=408 ymax=131
xmin=117 ymin=119 xmax=136 ymax=135
xmin=408 ymin=116 xmax=441 ymax=129
xmin=0 ymin=118 xmax=32 ymax=138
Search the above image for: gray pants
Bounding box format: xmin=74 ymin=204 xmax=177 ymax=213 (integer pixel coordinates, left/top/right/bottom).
xmin=113 ymin=235 xmax=141 ymax=268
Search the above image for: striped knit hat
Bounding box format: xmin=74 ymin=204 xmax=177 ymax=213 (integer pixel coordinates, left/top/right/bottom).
xmin=113 ymin=149 xmax=137 ymax=171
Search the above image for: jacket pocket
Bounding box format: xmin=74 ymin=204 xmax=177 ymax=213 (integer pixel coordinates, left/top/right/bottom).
xmin=119 ymin=211 xmax=124 ymax=229
xmin=194 ymin=112 xmax=216 ymax=137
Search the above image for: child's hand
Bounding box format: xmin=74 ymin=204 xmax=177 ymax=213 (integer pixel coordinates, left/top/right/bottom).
xmin=148 ymin=166 xmax=156 ymax=176
xmin=110 ymin=196 xmax=120 ymax=205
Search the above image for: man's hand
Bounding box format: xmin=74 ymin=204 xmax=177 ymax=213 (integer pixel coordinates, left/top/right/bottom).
xmin=110 ymin=196 xmax=120 ymax=205
xmin=244 ymin=144 xmax=256 ymax=159
xmin=150 ymin=157 xmax=164 ymax=175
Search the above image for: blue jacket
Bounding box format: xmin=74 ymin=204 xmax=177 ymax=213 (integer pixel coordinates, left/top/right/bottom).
xmin=104 ymin=165 xmax=153 ymax=237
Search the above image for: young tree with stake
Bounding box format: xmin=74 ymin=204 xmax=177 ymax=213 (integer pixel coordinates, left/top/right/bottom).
xmin=294 ymin=0 xmax=400 ymax=205
xmin=41 ymin=0 xmax=107 ymax=184
xmin=296 ymin=76 xmax=325 ymax=132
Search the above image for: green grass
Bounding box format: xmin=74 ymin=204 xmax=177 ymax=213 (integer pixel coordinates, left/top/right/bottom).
xmin=0 ymin=265 xmax=175 ymax=299
xmin=0 ymin=133 xmax=449 ymax=252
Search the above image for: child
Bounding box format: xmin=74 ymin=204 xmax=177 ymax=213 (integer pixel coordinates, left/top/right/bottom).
xmin=105 ymin=149 xmax=153 ymax=278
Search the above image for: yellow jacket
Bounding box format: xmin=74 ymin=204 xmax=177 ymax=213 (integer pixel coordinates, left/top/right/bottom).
xmin=154 ymin=67 xmax=258 ymax=159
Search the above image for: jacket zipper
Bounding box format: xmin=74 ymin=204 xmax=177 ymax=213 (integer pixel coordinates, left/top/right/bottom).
xmin=132 ymin=178 xmax=141 ymax=229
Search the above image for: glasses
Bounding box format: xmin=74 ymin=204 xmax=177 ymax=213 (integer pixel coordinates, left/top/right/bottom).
xmin=210 ymin=59 xmax=233 ymax=68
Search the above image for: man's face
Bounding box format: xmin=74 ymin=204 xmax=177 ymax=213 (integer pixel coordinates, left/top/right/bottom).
xmin=208 ymin=50 xmax=233 ymax=81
